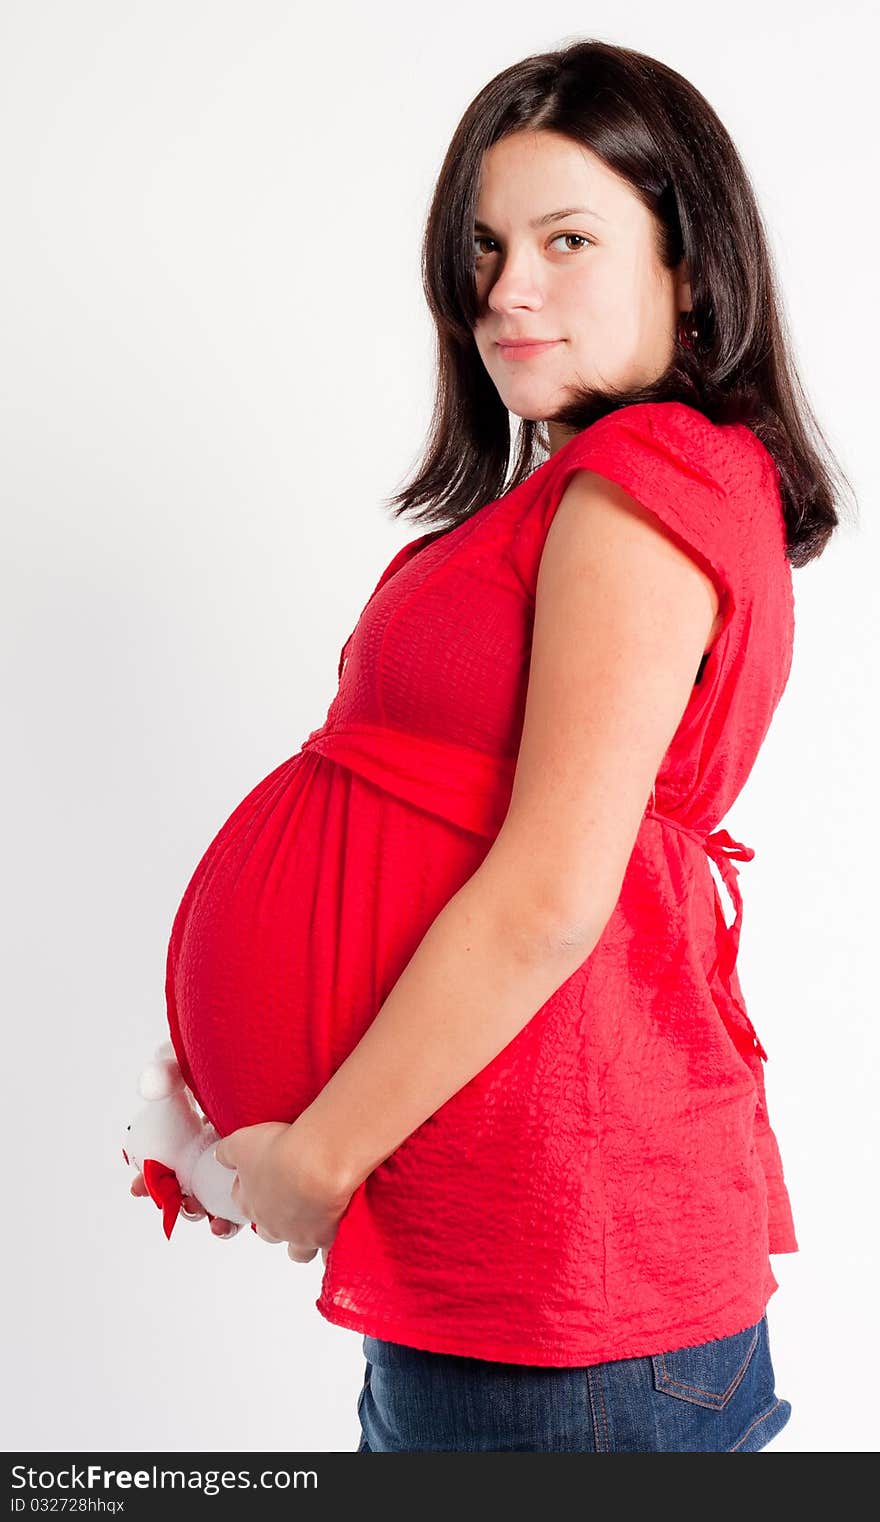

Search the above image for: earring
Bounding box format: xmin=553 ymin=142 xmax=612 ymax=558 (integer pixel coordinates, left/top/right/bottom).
xmin=677 ymin=310 xmax=699 ymax=350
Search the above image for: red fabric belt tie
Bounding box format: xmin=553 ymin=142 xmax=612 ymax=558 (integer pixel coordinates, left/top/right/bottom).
xmin=298 ymin=723 xmax=768 ymax=1064
xmin=645 ymin=805 xmax=768 ymax=1063
xmin=299 ymin=721 xmax=517 ymax=840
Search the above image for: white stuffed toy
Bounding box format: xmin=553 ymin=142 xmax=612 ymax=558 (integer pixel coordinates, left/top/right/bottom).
xmin=122 ymin=1039 xmax=253 ymax=1240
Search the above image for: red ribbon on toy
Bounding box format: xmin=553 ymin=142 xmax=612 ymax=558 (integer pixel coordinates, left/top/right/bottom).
xmin=141 ymin=1158 xmax=184 ymax=1240
xmin=128 ymin=1153 xmax=257 ymax=1241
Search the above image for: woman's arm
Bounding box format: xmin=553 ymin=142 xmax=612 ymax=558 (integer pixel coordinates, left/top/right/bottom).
xmin=292 ymin=866 xmax=605 ymax=1195
xmin=290 ymin=469 xmax=720 ymax=1197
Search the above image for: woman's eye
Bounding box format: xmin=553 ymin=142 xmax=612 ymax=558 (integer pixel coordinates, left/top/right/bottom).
xmin=550 ymin=233 xmax=592 ymax=253
xmin=473 ymin=232 xmax=593 ymax=262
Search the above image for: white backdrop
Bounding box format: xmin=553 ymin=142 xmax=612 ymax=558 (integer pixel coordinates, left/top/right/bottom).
xmin=2 ymin=0 xmax=877 ymax=1455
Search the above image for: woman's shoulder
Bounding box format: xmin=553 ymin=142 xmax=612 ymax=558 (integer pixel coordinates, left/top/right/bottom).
xmin=564 ymin=401 xmax=778 ymax=517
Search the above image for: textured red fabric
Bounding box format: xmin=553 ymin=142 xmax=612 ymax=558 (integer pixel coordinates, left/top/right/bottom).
xmin=165 ymin=400 xmax=799 ymax=1367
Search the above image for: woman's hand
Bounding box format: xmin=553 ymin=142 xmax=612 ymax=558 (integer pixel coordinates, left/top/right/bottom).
xmin=129 ymin=1169 xmax=243 ymax=1239
xmin=214 ymin=1119 xmax=352 ymax=1263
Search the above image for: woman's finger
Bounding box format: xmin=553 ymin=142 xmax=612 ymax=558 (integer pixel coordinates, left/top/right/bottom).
xmin=130 ymin=1173 xmax=148 ymax=1198
xmin=254 ymin=1225 xmax=285 ymax=1244
xmin=210 ymin=1218 xmax=242 ymax=1239
xmin=180 ymin=1194 xmax=206 ymax=1222
xmin=287 ymin=1243 xmax=318 ymax=1263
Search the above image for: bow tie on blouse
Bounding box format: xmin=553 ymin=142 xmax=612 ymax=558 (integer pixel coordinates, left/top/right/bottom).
xmin=643 ymin=799 xmax=768 ymax=1063
xmin=298 ymin=721 xmax=768 ymax=1065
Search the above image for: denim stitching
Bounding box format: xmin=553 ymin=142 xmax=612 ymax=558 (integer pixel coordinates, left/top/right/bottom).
xmin=728 ymin=1397 xmax=785 ymax=1451
xmin=587 ymin=1367 xmax=610 ymax=1452
xmin=597 ymin=1367 xmax=610 ymax=1452
xmin=655 ymin=1324 xmax=759 ymax=1406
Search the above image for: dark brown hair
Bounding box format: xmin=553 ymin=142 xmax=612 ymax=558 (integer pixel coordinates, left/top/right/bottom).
xmin=383 ymin=38 xmax=855 ymax=568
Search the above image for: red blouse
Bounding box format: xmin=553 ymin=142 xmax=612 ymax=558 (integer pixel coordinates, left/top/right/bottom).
xmin=165 ymin=400 xmax=799 ymax=1367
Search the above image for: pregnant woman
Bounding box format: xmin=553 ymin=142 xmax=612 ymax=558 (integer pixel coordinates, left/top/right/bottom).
xmin=134 ymin=39 xmax=848 ymax=1451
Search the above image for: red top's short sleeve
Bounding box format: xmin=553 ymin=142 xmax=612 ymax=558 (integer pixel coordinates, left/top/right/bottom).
xmin=512 ymin=401 xmax=762 ymax=655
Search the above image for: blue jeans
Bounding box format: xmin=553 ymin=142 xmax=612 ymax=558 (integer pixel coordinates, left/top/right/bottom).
xmin=355 ymin=1312 xmax=791 ymax=1452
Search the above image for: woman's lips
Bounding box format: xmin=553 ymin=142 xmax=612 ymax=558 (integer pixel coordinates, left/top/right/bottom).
xmin=497 ymin=340 xmax=563 ymax=361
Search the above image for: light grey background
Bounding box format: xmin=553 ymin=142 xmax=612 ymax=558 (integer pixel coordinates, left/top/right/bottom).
xmin=3 ymin=0 xmax=877 ymax=1454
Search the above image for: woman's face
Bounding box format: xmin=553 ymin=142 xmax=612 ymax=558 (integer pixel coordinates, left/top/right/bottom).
xmin=471 ymin=130 xmax=691 ymax=455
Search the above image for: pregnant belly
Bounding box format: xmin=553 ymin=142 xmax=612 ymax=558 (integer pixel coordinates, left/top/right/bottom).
xmin=165 ymin=748 xmax=486 ymax=1137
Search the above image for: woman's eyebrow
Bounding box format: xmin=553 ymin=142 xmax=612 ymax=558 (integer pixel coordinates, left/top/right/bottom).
xmin=474 ymin=205 xmax=608 ymax=232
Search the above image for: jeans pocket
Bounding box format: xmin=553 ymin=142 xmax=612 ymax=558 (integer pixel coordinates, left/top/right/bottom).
xmin=650 ymin=1317 xmax=761 ymax=1410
